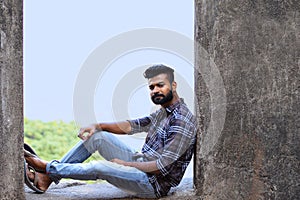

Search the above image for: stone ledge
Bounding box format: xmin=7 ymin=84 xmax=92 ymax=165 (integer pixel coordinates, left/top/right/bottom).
xmin=25 ymin=178 xmax=199 ymax=200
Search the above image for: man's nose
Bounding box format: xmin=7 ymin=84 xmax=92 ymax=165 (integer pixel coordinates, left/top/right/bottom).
xmin=151 ymin=86 xmax=160 ymax=94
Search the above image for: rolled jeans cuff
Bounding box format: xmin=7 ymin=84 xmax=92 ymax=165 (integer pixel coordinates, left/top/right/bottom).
xmin=46 ymin=160 xmax=61 ymax=184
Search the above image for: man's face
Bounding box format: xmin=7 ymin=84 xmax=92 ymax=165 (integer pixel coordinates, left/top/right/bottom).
xmin=148 ymin=73 xmax=174 ymax=105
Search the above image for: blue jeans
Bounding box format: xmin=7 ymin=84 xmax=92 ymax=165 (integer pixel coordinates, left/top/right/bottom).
xmin=46 ymin=131 xmax=156 ymax=198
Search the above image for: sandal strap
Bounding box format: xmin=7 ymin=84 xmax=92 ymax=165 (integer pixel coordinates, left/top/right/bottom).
xmin=28 ymin=165 xmax=39 ymax=187
xmin=24 ymin=160 xmax=45 ymax=193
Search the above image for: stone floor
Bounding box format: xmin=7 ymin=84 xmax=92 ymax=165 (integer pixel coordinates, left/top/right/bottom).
xmin=25 ymin=178 xmax=199 ymax=200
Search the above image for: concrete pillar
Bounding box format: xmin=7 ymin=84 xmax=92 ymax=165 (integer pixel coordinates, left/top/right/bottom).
xmin=194 ymin=0 xmax=299 ymax=199
xmin=0 ymin=0 xmax=24 ymax=199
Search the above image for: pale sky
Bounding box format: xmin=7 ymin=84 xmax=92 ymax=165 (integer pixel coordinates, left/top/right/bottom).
xmin=24 ymin=1 xmax=195 ymax=123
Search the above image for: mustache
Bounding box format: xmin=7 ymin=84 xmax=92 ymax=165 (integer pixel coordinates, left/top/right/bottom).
xmin=152 ymin=94 xmax=165 ymax=98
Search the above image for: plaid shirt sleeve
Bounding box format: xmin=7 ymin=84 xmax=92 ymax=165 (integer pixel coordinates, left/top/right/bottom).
xmin=156 ymin=115 xmax=197 ymax=176
xmin=127 ymin=117 xmax=150 ymax=134
xmin=127 ymin=110 xmax=160 ymax=135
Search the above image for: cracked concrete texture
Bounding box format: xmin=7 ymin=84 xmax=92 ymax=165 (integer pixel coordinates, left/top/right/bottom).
xmin=194 ymin=0 xmax=300 ymax=199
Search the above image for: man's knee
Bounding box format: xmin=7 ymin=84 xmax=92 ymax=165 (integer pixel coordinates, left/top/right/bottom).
xmin=89 ymin=131 xmax=112 ymax=141
xmin=83 ymin=131 xmax=112 ymax=151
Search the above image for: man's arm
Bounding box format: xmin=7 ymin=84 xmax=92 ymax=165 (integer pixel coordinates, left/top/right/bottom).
xmin=77 ymin=121 xmax=131 ymax=140
xmin=97 ymin=121 xmax=131 ymax=134
xmin=111 ymin=158 xmax=160 ymax=175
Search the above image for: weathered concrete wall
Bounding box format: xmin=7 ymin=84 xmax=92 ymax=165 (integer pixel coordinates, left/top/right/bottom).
xmin=194 ymin=0 xmax=299 ymax=199
xmin=0 ymin=0 xmax=24 ymax=199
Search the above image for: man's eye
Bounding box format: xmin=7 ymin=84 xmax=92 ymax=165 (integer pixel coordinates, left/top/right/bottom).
xmin=158 ymin=84 xmax=164 ymax=88
xmin=149 ymin=85 xmax=154 ymax=90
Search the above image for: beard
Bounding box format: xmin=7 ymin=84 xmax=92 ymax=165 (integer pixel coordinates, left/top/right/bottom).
xmin=151 ymin=90 xmax=173 ymax=105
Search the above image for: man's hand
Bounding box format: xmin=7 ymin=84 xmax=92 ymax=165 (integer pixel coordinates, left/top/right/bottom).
xmin=77 ymin=124 xmax=98 ymax=140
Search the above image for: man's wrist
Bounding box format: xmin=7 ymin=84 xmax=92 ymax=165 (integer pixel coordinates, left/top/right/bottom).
xmin=95 ymin=123 xmax=103 ymax=131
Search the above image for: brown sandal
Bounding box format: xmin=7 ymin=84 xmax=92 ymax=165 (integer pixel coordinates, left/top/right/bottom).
xmin=24 ymin=143 xmax=46 ymax=173
xmin=24 ymin=160 xmax=45 ymax=193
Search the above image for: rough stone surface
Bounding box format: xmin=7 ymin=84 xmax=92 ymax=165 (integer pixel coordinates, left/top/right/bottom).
xmin=25 ymin=178 xmax=198 ymax=200
xmin=194 ymin=0 xmax=300 ymax=199
xmin=0 ymin=0 xmax=24 ymax=199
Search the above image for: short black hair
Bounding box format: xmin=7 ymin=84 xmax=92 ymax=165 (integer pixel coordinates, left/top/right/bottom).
xmin=143 ymin=64 xmax=175 ymax=83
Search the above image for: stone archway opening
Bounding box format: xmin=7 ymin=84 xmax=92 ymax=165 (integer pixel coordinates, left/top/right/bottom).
xmin=1 ymin=1 xmax=299 ymax=199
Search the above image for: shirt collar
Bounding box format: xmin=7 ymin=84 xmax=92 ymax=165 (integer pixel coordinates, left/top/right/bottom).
xmin=165 ymin=98 xmax=184 ymax=114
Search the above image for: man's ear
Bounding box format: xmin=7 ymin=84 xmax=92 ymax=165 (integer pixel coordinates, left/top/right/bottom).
xmin=172 ymin=81 xmax=177 ymax=91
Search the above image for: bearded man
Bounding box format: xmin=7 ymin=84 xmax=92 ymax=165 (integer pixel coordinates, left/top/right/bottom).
xmin=25 ymin=64 xmax=197 ymax=198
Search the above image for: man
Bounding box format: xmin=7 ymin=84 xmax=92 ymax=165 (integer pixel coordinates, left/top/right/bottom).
xmin=25 ymin=64 xmax=197 ymax=198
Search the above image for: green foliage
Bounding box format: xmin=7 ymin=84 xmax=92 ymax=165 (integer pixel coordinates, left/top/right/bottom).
xmin=24 ymin=118 xmax=103 ymax=162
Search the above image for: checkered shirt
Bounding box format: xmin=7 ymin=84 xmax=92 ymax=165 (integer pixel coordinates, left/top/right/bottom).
xmin=128 ymin=98 xmax=197 ymax=197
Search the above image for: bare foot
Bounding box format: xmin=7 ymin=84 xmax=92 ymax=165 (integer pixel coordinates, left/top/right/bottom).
xmin=35 ymin=172 xmax=52 ymax=191
xmin=24 ymin=150 xmax=47 ymax=173
xmin=25 ymin=164 xmax=52 ymax=192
